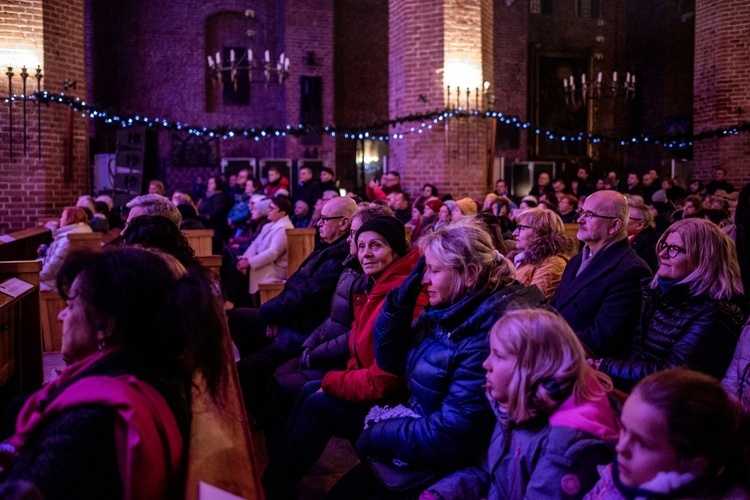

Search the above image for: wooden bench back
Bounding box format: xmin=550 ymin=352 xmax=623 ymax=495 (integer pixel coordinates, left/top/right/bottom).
xmin=183 ymin=229 xmax=214 ymax=257
xmin=0 ymin=261 xmax=43 ymax=402
xmin=184 ymin=315 xmax=264 ymax=499
xmin=68 ymin=232 xmax=104 ymax=252
xmin=286 ymin=227 xmax=317 ymax=277
xmin=0 ymin=227 xmax=52 ymax=262
xmin=196 ymin=255 xmax=222 ymax=279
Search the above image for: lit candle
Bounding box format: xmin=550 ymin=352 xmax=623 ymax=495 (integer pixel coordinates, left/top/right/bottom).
xmin=248 ymin=49 xmax=253 ymax=62
xmin=207 ymin=55 xmax=214 ymax=67
xmin=612 ymin=71 xmax=617 ymax=82
xmin=230 ymin=49 xmax=235 ymax=63
xmin=284 ymin=57 xmax=290 ymax=71
xmin=631 ymin=75 xmax=636 ymax=85
xmin=597 ymin=71 xmax=602 ymax=82
xmin=279 ymin=52 xmax=285 ymax=64
xmin=563 ymin=78 xmax=568 ymax=88
xmin=264 ymin=50 xmax=270 ymax=63
xmin=215 ymin=52 xmax=221 ymax=66
xmin=582 ymin=73 xmax=586 ymax=84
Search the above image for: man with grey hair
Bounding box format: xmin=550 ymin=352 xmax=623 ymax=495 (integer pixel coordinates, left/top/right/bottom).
xmin=124 ymin=193 xmax=182 ymax=230
xmin=551 ymin=190 xmax=652 ymax=359
xmin=626 ymin=199 xmax=658 ymax=272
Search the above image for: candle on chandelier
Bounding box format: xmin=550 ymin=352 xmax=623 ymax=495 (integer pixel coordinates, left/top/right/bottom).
xmin=597 ymin=71 xmax=603 ymax=82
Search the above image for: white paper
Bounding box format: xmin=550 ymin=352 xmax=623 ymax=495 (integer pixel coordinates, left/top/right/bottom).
xmin=0 ymin=234 xmax=16 ymax=243
xmin=198 ymin=482 xmax=246 ymax=500
xmin=0 ymin=277 xmax=34 ymax=298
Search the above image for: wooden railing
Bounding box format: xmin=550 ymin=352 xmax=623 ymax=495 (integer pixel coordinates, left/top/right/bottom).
xmin=0 ymin=226 xmax=52 ymax=262
xmin=258 ymin=227 xmax=318 ymax=304
xmin=183 ymin=229 xmax=214 ymax=257
xmin=0 ymin=261 xmax=43 ymax=406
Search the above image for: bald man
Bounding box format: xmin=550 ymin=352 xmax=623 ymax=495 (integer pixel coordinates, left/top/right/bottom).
xmin=550 ymin=190 xmax=652 ymax=359
xmin=231 ymin=197 xmax=359 ymax=421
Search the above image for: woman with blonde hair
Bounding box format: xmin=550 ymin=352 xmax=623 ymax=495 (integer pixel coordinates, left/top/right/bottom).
xmin=512 ymin=207 xmax=577 ymax=300
xmin=424 ymin=308 xmax=619 ymax=499
xmin=39 ymin=206 xmax=93 ymax=291
xmin=597 ymin=218 xmax=746 ymax=391
xmin=328 ymin=218 xmax=546 ymax=498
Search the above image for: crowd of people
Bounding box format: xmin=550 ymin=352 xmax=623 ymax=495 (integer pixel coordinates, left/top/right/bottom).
xmin=1 ymin=163 xmax=750 ymax=499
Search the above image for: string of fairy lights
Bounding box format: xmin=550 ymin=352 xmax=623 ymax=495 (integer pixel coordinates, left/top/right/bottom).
xmin=3 ymin=91 xmax=750 ymax=151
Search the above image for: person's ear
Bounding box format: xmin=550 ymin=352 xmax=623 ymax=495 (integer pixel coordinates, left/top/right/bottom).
xmin=465 ymin=263 xmax=480 ymax=290
xmin=95 ymin=316 xmax=116 ymax=347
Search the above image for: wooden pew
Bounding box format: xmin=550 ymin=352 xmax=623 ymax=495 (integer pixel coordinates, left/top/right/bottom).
xmin=39 ymin=232 xmax=104 ymax=353
xmin=101 ymin=227 xmax=123 ymax=246
xmin=0 ymin=226 xmax=52 ymax=262
xmin=563 ymin=223 xmax=579 ymax=241
xmin=257 ymin=228 xmax=318 ymax=305
xmin=185 ymin=324 xmax=265 ymax=500
xmin=183 ymin=229 xmax=214 ymax=257
xmin=0 ymin=261 xmax=43 ymax=407
xmin=196 ymin=255 xmax=222 ymax=279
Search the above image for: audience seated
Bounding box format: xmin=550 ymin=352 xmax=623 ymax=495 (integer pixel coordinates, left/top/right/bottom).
xmin=262 ymin=205 xmax=390 ymax=449
xmin=626 ymin=199 xmax=659 ymax=272
xmin=551 ymin=191 xmax=653 ymax=359
xmin=198 ymin=175 xmax=233 ymax=252
xmin=597 ymin=218 xmax=746 ymax=391
xmin=511 ymin=207 xmax=577 ymax=300
xmin=0 ymin=247 xmax=228 ymax=499
xmin=585 ymin=369 xmax=750 ymax=499
xmin=39 ymin=206 xmax=93 ymax=291
xmin=262 ymin=216 xmax=427 ymax=498
xmin=292 ymin=166 xmax=322 ymax=211
xmin=327 ymin=219 xmax=545 ymax=498
xmin=723 ymin=320 xmax=750 ymax=410
xmin=227 ymin=180 xmax=256 ymax=236
xmin=424 ymin=309 xmax=618 ymax=499
xmin=290 ymin=200 xmax=311 ymax=228
xmin=121 ymin=214 xmax=201 ymax=269
xmin=236 ymin=196 xmax=293 ymax=297
xmin=263 ymin=166 xmax=290 ymax=198
xmin=125 ymin=193 xmax=182 ymax=229
xmin=231 ymin=196 xmax=358 ymax=429
xmin=452 ymin=197 xmax=478 ymax=220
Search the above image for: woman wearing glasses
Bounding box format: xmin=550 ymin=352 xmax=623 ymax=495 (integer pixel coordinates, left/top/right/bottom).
xmin=596 ymin=218 xmax=746 ymax=392
xmin=512 ymin=207 xmax=578 ymax=300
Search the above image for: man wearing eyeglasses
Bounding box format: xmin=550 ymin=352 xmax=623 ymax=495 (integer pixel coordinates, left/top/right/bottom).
xmin=231 ymin=196 xmax=359 ymax=428
xmin=551 ymin=190 xmax=652 ymax=359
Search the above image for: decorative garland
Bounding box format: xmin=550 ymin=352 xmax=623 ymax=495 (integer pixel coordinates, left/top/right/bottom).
xmin=3 ymin=91 xmax=749 ymax=151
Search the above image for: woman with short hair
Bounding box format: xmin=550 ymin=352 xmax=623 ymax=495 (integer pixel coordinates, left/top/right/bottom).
xmin=330 ymin=218 xmax=545 ymax=498
xmin=39 ymin=206 xmax=93 ymax=291
xmin=511 ymin=207 xmax=577 ymax=300
xmin=597 ymin=218 xmax=746 ymax=391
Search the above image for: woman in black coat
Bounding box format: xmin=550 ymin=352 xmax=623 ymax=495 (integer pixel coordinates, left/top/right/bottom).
xmin=597 ymin=218 xmax=746 ymax=392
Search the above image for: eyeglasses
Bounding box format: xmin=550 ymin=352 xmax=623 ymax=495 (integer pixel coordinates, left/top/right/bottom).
xmin=576 ymin=209 xmax=619 ymax=220
xmin=657 ymin=241 xmax=686 ymax=258
xmin=513 ymin=224 xmax=532 ymax=232
xmin=318 ymin=215 xmax=345 ymax=223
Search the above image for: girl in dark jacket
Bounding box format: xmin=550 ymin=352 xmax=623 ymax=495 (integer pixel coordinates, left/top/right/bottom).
xmin=586 ymin=369 xmax=750 ymax=499
xmin=330 ymin=218 xmax=546 ymax=498
xmin=425 ymin=309 xmax=619 ymax=499
xmin=596 ymin=218 xmax=746 ymax=392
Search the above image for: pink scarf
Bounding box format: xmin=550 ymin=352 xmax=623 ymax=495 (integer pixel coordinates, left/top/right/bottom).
xmin=7 ymin=351 xmax=184 ymax=499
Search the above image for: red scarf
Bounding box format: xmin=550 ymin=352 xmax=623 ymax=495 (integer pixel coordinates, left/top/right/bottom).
xmin=7 ymin=351 xmax=184 ymax=499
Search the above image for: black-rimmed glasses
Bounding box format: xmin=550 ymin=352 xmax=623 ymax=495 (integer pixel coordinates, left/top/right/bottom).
xmin=318 ymin=215 xmax=345 ymax=223
xmin=576 ymin=209 xmax=618 ymax=220
xmin=657 ymin=241 xmax=686 ymax=258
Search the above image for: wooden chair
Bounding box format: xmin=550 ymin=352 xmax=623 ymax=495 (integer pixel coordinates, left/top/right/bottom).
xmin=0 ymin=226 xmax=52 ymax=262
xmin=285 ymin=228 xmax=316 ymax=277
xmin=39 ymin=232 xmax=104 ymax=353
xmin=563 ymin=223 xmax=579 ymax=241
xmin=184 ymin=328 xmax=265 ymax=500
xmin=196 ymin=255 xmax=222 ymax=279
xmin=0 ymin=261 xmax=43 ymax=404
xmin=183 ymin=229 xmax=214 ymax=257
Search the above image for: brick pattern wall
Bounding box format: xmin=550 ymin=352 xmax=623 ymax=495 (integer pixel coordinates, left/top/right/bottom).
xmin=88 ymin=0 xmax=336 ymax=194
xmin=693 ymin=0 xmax=750 ymax=188
xmin=388 ymin=0 xmax=493 ymax=202
xmin=0 ymin=0 xmax=89 ymax=232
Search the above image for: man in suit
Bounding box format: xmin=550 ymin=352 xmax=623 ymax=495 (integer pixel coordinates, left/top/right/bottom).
xmin=626 ymin=199 xmax=659 ymax=272
xmin=550 ymin=190 xmax=652 ymax=359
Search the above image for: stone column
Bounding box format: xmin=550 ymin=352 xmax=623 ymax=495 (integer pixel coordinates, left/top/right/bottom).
xmin=388 ymin=0 xmax=494 ymax=201
xmin=693 ymin=0 xmax=750 ymax=186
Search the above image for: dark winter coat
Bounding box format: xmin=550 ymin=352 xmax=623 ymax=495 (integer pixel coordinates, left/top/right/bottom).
xmin=260 ymin=234 xmax=351 ymax=335
xmin=600 ymin=280 xmax=746 ymax=392
xmin=551 ymin=237 xmax=653 ymax=359
xmin=358 ymin=283 xmax=546 ymax=470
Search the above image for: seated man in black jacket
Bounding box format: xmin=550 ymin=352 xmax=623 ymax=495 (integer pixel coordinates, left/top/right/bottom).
xmin=550 ymin=190 xmax=653 ymax=359
xmin=230 ymin=196 xmax=358 ymax=425
xmin=626 ymin=199 xmax=659 ymax=272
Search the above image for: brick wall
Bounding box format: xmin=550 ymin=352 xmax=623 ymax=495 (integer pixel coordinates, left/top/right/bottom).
xmin=388 ymin=0 xmax=493 ymax=202
xmin=693 ymin=0 xmax=750 ymax=188
xmin=87 ymin=0 xmax=336 ymax=194
xmin=0 ymin=0 xmax=89 ymax=233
